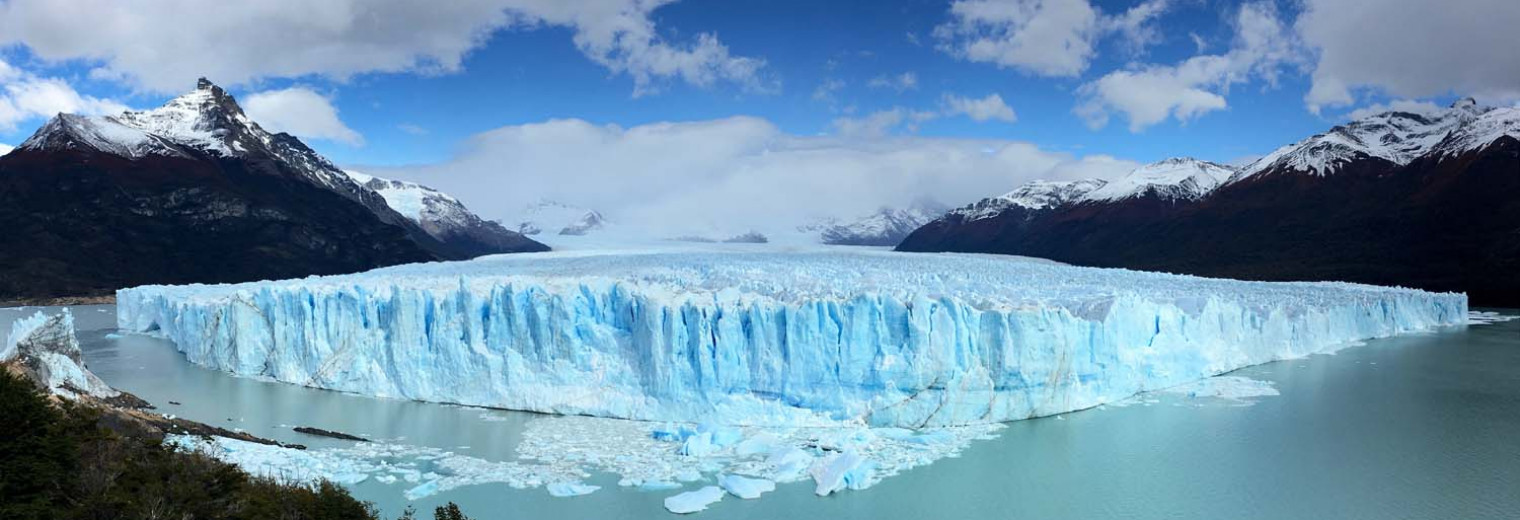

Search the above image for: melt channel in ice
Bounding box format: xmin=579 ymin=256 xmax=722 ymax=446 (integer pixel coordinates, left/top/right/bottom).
xmin=118 ymin=248 xmax=1467 ymax=428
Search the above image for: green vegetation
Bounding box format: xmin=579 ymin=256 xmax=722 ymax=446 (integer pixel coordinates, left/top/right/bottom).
xmin=0 ymin=369 xmax=472 ymax=520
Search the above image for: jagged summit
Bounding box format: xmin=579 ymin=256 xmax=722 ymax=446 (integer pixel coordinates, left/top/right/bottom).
xmin=1232 ymin=99 xmax=1499 ymax=181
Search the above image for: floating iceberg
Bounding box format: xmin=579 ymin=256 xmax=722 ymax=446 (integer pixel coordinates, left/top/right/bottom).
xmin=718 ymin=474 xmax=776 ymax=499
xmin=118 ymin=249 xmax=1466 ymax=428
xmin=664 ymin=486 xmax=725 ymax=514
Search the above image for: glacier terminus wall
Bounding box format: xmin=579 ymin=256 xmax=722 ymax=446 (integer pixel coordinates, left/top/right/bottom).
xmin=117 ymin=249 xmax=1467 ymax=428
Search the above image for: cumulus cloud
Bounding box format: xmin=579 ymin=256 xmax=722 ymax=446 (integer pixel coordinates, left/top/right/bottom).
xmin=1297 ymin=0 xmax=1520 ymax=112
xmin=366 ymin=116 xmax=1137 ymax=237
xmin=0 ymin=59 xmax=128 ymax=133
xmin=868 ymin=72 xmax=919 ymax=92
xmin=1075 ymin=2 xmax=1301 ymax=131
xmin=943 ymin=93 xmax=1017 ymax=123
xmin=934 ymin=0 xmax=1171 ymax=77
xmin=0 ymin=0 xmax=765 ymax=95
xmin=832 ymin=93 xmax=1017 ymax=137
xmin=812 ymin=79 xmax=846 ymax=103
xmin=1343 ymin=100 xmax=1444 ymax=122
xmin=243 ymin=87 xmax=364 ymax=146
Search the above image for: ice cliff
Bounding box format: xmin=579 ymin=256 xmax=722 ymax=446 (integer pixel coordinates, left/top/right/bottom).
xmin=117 ymin=249 xmax=1466 ymax=428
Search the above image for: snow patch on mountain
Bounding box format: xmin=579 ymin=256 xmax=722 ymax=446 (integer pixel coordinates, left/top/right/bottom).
xmin=1081 ymin=158 xmax=1236 ymax=203
xmin=0 ymin=143 xmax=13 ymax=156
xmin=345 ymin=170 xmax=463 ymax=225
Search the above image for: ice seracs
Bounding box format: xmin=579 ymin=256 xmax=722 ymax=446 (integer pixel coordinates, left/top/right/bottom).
xmin=3 ymin=310 xmax=120 ymax=400
xmin=119 ymin=248 xmax=1465 ymax=429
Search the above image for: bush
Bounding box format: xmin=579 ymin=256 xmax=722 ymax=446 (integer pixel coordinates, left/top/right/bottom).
xmin=0 ymin=369 xmax=471 ymax=520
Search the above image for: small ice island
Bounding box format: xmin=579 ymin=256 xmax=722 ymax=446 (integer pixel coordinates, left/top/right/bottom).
xmin=118 ymin=248 xmax=1465 ymax=429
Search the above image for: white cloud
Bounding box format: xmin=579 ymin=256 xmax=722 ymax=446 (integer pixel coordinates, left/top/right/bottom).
xmin=0 ymin=143 xmax=12 ymax=155
xmin=1297 ymin=0 xmax=1520 ymax=112
xmin=943 ymin=93 xmax=1017 ymax=123
xmin=935 ymin=0 xmax=1101 ymax=77
xmin=397 ymin=123 xmax=429 ymax=136
xmin=1102 ymin=0 xmax=1170 ymax=56
xmin=243 ymin=87 xmax=364 ymax=146
xmin=868 ymin=72 xmax=919 ymax=92
xmin=1343 ymin=100 xmax=1444 ymax=122
xmin=812 ymin=79 xmax=846 ymax=102
xmin=833 ymin=93 xmax=1017 ymax=137
xmin=832 ymin=108 xmax=938 ymax=139
xmin=367 ymin=116 xmax=1137 ymax=237
xmin=934 ymin=0 xmax=1171 ymax=77
xmin=0 ymin=59 xmax=128 ymax=133
xmin=1075 ymin=2 xmax=1301 ymax=132
xmin=0 ymin=0 xmax=765 ymax=95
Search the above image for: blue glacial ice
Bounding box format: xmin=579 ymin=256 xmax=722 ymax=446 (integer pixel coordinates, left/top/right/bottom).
xmin=117 ymin=249 xmax=1467 ymax=428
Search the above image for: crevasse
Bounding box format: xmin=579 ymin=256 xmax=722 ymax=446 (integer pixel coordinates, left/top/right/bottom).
xmin=117 ymin=249 xmax=1466 ymax=428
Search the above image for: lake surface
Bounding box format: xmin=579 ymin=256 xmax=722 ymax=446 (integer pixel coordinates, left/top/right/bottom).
xmin=6 ymin=304 xmax=1519 ymax=519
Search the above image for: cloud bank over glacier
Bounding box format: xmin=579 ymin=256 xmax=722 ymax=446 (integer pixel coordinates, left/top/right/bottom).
xmin=369 ymin=116 xmax=1137 ymax=236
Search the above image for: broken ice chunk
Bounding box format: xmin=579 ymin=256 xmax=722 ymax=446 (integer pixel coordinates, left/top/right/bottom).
xmin=546 ymin=482 xmax=600 ymax=497
xmin=664 ymin=486 xmax=725 ymax=514
xmin=811 ymin=451 xmax=866 ymax=496
xmin=718 ymin=474 xmax=776 ymax=499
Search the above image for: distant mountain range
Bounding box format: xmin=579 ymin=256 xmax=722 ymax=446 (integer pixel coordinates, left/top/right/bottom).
xmin=801 ymin=200 xmax=949 ymax=247
xmin=900 ymin=99 xmax=1520 ymax=306
xmin=0 ymin=78 xmax=544 ymax=301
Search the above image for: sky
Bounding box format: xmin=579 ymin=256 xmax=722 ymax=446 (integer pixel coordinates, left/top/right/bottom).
xmin=0 ymin=0 xmax=1515 ymax=233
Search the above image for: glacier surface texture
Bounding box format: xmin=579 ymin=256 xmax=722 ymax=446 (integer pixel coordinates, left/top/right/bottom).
xmin=117 ymin=249 xmax=1466 ymax=428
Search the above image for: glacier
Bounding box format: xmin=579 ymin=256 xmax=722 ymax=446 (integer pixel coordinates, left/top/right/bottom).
xmin=117 ymin=248 xmax=1466 ymax=428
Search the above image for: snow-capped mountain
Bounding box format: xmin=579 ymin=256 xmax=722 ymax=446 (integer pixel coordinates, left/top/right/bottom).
xmin=514 ymin=200 xmax=606 ymax=236
xmin=344 ymin=171 xmax=539 ymax=256
xmin=1082 ymin=158 xmax=1236 ymax=203
xmin=1233 ymin=98 xmax=1485 ymax=180
xmin=805 ymin=200 xmax=949 ymax=246
xmin=900 ymin=100 xmax=1520 ymax=306
xmin=0 ymin=78 xmax=544 ymax=299
xmin=946 ymin=179 xmax=1107 ymax=222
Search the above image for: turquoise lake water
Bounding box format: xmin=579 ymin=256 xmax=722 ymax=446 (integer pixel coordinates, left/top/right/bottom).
xmin=6 ymin=304 xmax=1517 ymax=519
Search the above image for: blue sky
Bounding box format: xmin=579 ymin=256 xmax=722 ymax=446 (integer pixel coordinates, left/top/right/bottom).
xmin=0 ymin=0 xmax=1513 ymax=229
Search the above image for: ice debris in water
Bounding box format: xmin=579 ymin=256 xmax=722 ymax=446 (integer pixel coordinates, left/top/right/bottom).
xmin=1162 ymin=375 xmax=1280 ymax=404
xmin=1467 ymin=311 xmax=1519 ymax=325
xmin=664 ymin=486 xmax=725 ymax=514
xmin=117 ymin=249 xmax=1467 ymax=429
xmin=168 ymin=412 xmax=1006 ymax=511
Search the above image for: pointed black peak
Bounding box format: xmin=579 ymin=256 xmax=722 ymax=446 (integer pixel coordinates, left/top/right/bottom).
xmin=196 ymin=77 xmax=214 ymax=90
xmin=1451 ymin=97 xmax=1478 ymax=109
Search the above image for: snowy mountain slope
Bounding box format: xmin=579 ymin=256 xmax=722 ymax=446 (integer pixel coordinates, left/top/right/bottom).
xmin=345 ymin=171 xmax=544 ymax=256
xmin=945 ymin=179 xmax=1107 ymax=222
xmin=1232 ymin=98 xmax=1486 ymax=181
xmin=898 ymin=99 xmax=1520 ymax=306
xmin=0 ymin=78 xmax=545 ymax=299
xmin=804 ymin=200 xmax=949 ymax=246
xmin=515 ymin=200 xmax=606 ymax=236
xmin=18 ymin=113 xmax=191 ymax=159
xmin=1081 ymin=158 xmax=1236 ymax=203
xmin=118 ymin=248 xmax=1464 ymax=428
xmin=0 ymin=143 xmax=11 ymax=156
